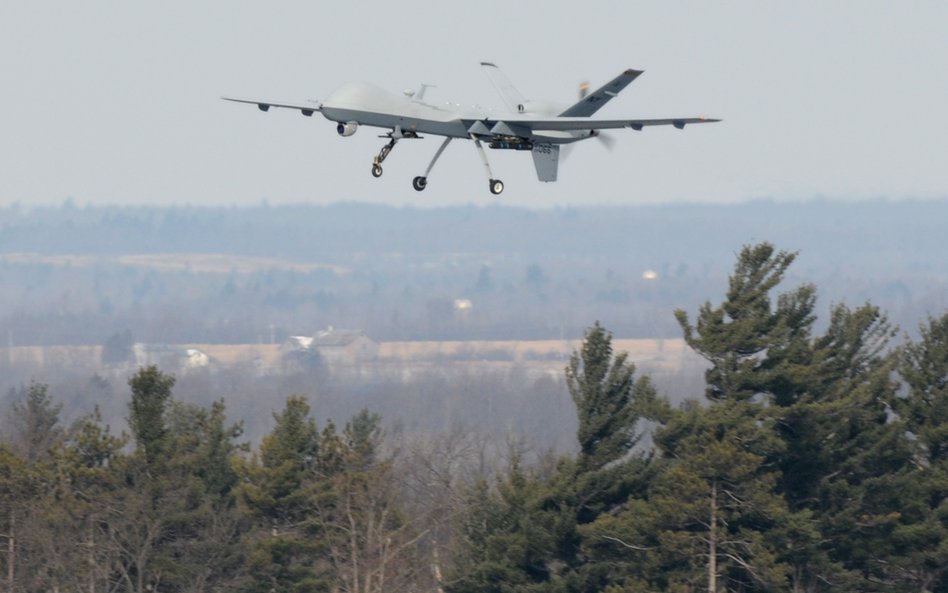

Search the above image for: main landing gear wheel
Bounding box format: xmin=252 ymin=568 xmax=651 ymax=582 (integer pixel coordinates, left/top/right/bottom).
xmin=371 ymin=164 xmax=383 ymax=178
xmin=412 ymin=176 xmax=428 ymax=191
xmin=489 ymin=179 xmax=504 ymax=195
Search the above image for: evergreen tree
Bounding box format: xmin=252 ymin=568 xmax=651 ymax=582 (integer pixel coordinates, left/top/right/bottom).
xmin=582 ymin=400 xmax=789 ymax=593
xmin=162 ymin=399 xmax=248 ymax=593
xmin=235 ymin=396 xmax=327 ymax=593
xmin=8 ymin=381 xmax=63 ymax=462
xmin=654 ymin=400 xmax=789 ymax=592
xmin=672 ymin=242 xmax=911 ymax=591
xmin=883 ymin=313 xmax=948 ymax=592
xmin=315 ymin=411 xmax=425 ymax=593
xmin=675 ymin=242 xmax=816 ymax=402
xmin=451 ymin=324 xmax=658 ymax=593
xmin=566 ymin=322 xmax=656 ymax=471
xmin=127 ymin=365 xmax=175 ymax=467
xmin=3 ymin=382 xmax=62 ymax=592
xmin=0 ymin=445 xmax=31 ymax=593
xmin=39 ymin=407 xmax=126 ymax=593
xmin=450 ymin=457 xmax=556 ymax=593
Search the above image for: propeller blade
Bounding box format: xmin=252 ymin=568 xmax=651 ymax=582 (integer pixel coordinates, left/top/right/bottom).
xmin=597 ymin=132 xmax=616 ymax=152
xmin=578 ymin=81 xmax=590 ymax=100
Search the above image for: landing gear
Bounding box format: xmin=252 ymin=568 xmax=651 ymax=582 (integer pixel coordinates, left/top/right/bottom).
xmin=412 ymin=137 xmax=453 ymax=192
xmin=371 ymin=138 xmax=397 ymax=178
xmin=472 ymin=136 xmax=505 ymax=195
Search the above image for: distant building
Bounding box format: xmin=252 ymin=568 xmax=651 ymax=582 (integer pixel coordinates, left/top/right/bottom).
xmin=131 ymin=343 xmax=210 ymax=371
xmin=280 ymin=335 xmax=314 ymax=354
xmin=311 ymin=327 xmax=378 ymax=364
xmin=279 ymin=328 xmax=377 ymax=370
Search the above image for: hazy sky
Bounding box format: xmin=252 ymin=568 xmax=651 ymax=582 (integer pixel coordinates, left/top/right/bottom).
xmin=2 ymin=2 xmax=947 ymax=208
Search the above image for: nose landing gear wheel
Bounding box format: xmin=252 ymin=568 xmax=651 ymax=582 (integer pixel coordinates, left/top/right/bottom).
xmin=489 ymin=179 xmax=504 ymax=195
xmin=371 ymin=164 xmax=383 ymax=178
xmin=412 ymin=176 xmax=428 ymax=191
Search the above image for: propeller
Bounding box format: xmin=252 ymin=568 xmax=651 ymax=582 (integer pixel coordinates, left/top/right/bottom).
xmin=578 ymin=81 xmax=615 ymax=152
xmin=592 ymin=130 xmax=616 ymax=151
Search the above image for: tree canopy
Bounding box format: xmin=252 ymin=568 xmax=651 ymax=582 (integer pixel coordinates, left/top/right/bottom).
xmin=3 ymin=242 xmax=948 ymax=593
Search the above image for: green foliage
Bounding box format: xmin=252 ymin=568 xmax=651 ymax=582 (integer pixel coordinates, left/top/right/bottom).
xmin=675 ymin=242 xmax=816 ymax=402
xmin=237 ymin=395 xmax=320 ymax=522
xmin=899 ymin=313 xmax=948 ymax=462
xmin=654 ymin=400 xmax=789 ymax=591
xmin=567 ymin=322 xmax=656 ymax=470
xmin=879 ymin=312 xmax=948 ymax=591
xmin=452 ymin=324 xmax=660 ymax=593
xmin=127 ymin=365 xmax=175 ymax=465
xmin=450 ymin=459 xmax=558 ymax=593
xmin=5 ymin=240 xmax=948 ymax=593
xmin=233 ymin=398 xmax=420 ymax=593
xmin=8 ymin=380 xmax=63 ymax=462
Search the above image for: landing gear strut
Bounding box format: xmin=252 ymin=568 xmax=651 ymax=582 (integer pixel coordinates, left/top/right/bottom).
xmin=371 ymin=138 xmax=397 ymax=178
xmin=412 ymin=137 xmax=453 ymax=192
xmin=473 ymin=136 xmax=504 ymax=195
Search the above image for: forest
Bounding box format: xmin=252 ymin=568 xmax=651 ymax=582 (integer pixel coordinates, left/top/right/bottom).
xmin=2 ymin=242 xmax=947 ymax=593
xmin=0 ymin=199 xmax=947 ymax=348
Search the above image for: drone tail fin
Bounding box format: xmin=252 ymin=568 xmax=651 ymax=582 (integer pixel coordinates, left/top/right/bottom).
xmin=532 ymin=143 xmax=560 ymax=182
xmin=559 ymin=68 xmax=643 ymax=117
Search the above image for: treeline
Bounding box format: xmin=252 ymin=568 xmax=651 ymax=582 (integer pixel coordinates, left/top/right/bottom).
xmin=2 ymin=200 xmax=948 ymax=346
xmin=3 ymin=242 xmax=948 ymax=592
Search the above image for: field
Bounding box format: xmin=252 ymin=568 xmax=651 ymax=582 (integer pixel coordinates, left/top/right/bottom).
xmin=2 ymin=338 xmax=703 ymax=383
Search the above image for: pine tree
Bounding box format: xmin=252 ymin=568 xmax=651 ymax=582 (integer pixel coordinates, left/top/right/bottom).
xmin=315 ymin=411 xmax=425 ymax=593
xmin=585 ymin=400 xmax=788 ymax=593
xmin=566 ymin=322 xmax=656 ymax=471
xmin=0 ymin=445 xmax=31 ymax=593
xmin=675 ymin=242 xmax=816 ymax=403
xmin=672 ymin=243 xmax=912 ymax=591
xmin=235 ymin=396 xmax=328 ymax=593
xmin=449 ymin=456 xmax=556 ymax=593
xmin=39 ymin=407 xmax=126 ymax=593
xmin=882 ymin=313 xmax=948 ymax=591
xmin=127 ymin=365 xmax=175 ymax=467
xmin=451 ymin=324 xmax=659 ymax=593
xmin=161 ymin=399 xmax=248 ymax=593
xmin=8 ymin=381 xmax=63 ymax=463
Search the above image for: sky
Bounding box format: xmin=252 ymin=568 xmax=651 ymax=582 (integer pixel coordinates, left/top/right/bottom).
xmin=1 ymin=1 xmax=947 ymax=208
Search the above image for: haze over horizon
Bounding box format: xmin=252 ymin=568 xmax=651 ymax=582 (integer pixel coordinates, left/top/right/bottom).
xmin=2 ymin=2 xmax=947 ymax=209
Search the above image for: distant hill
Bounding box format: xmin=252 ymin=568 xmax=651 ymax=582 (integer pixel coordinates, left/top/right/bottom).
xmin=0 ymin=200 xmax=945 ymax=348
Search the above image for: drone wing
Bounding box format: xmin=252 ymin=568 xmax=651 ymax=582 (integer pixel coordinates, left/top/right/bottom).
xmin=222 ymin=97 xmax=322 ymax=117
xmin=522 ymin=116 xmax=721 ymax=131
